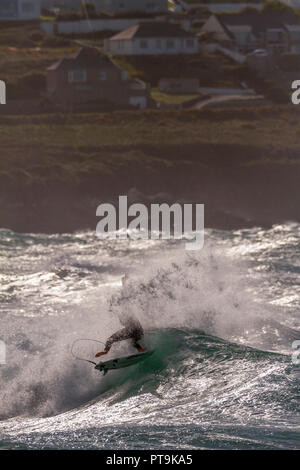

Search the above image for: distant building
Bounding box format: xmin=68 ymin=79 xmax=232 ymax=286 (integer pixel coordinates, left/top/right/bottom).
xmin=46 ymin=47 xmax=152 ymax=109
xmin=105 ymin=21 xmax=199 ymax=55
xmin=0 ymin=0 xmax=40 ymax=20
xmin=201 ymin=12 xmax=300 ymax=54
xmin=42 ymin=0 xmax=168 ymax=14
xmin=97 ymin=0 xmax=168 ymax=15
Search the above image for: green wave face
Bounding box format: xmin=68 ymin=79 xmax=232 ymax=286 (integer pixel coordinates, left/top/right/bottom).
xmin=91 ymin=328 xmax=298 ymax=424
xmin=1 ymin=327 xmax=298 ymax=450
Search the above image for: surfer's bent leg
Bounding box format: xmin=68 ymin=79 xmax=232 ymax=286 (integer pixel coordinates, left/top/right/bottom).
xmin=104 ymin=328 xmax=133 ymax=352
xmin=95 ymin=325 xmax=145 ymax=357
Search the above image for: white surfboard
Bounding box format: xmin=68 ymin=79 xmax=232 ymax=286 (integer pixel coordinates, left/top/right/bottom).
xmin=95 ymin=350 xmax=154 ymax=375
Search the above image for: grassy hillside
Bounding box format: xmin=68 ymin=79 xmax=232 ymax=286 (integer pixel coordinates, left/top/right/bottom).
xmin=1 ymin=105 xmax=300 ymax=232
xmin=0 ymin=20 xmax=42 ymax=47
xmin=0 ymin=20 xmax=74 ymax=48
xmin=0 ymin=45 xmax=78 ymax=99
xmin=151 ymin=88 xmax=203 ymax=104
xmin=0 ymin=21 xmax=77 ymax=98
xmin=0 ymin=105 xmax=299 ymax=192
xmin=113 ymin=53 xmax=243 ymax=88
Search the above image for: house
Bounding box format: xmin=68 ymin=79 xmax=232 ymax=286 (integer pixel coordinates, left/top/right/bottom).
xmin=46 ymin=47 xmax=152 ymax=109
xmin=0 ymin=0 xmax=40 ymax=20
xmin=104 ymin=21 xmax=199 ymax=55
xmin=159 ymin=78 xmax=200 ymax=94
xmin=285 ymin=23 xmax=300 ymax=53
xmin=201 ymin=12 xmax=300 ymax=54
xmin=97 ymin=0 xmax=168 ymax=15
xmin=200 ymin=14 xmax=236 ymax=49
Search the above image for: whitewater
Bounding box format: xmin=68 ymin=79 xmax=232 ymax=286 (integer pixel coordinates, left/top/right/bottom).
xmin=0 ymin=224 xmax=299 ymax=449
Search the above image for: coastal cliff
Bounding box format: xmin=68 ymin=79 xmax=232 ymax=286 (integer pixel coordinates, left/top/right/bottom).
xmin=1 ymin=107 xmax=299 ymax=233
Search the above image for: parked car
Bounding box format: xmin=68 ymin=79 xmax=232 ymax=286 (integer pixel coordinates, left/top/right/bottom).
xmin=247 ymin=49 xmax=269 ymax=57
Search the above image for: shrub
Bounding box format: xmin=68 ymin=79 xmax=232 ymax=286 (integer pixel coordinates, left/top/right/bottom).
xmin=279 ymin=53 xmax=300 ymax=72
xmin=29 ymin=31 xmax=45 ymax=42
xmin=262 ymin=0 xmax=295 ymax=14
xmin=239 ymin=122 xmax=256 ymax=130
xmin=18 ymin=38 xmax=36 ymax=48
xmin=21 ymin=72 xmax=46 ymax=92
xmin=267 ymin=86 xmax=289 ymax=104
xmin=42 ymin=36 xmax=72 ymax=48
xmin=55 ymin=11 xmax=81 ymax=21
xmin=80 ymin=2 xmax=96 ymax=16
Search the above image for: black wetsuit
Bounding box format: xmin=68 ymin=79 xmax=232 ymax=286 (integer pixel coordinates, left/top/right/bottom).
xmin=104 ymin=315 xmax=144 ymax=352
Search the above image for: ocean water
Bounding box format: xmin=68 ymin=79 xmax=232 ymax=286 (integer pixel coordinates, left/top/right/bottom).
xmin=0 ymin=224 xmax=299 ymax=449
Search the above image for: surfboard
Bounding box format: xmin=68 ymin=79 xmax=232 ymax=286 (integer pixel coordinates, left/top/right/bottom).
xmin=95 ymin=350 xmax=154 ymax=375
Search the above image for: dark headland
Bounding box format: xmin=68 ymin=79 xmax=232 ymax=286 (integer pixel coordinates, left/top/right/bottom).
xmin=1 ymin=107 xmax=300 ymax=233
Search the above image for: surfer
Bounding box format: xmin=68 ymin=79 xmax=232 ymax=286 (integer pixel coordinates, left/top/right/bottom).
xmin=95 ymin=274 xmax=145 ymax=358
xmin=95 ymin=315 xmax=145 ymax=358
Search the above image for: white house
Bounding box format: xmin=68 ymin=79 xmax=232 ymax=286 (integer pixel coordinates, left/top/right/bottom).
xmin=105 ymin=21 xmax=199 ymax=55
xmin=0 ymin=0 xmax=40 ymax=20
xmin=201 ymin=12 xmax=300 ymax=54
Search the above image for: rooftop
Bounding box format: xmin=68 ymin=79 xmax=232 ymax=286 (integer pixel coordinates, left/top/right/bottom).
xmin=217 ymin=11 xmax=300 ymax=36
xmin=47 ymin=47 xmax=111 ymax=71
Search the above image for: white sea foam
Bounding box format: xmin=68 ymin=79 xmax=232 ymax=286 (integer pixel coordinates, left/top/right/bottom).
xmin=0 ymin=225 xmax=298 ymax=449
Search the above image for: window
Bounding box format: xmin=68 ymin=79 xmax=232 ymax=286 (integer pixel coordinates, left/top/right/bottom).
xmin=186 ymin=39 xmax=194 ymax=48
xmin=267 ymin=30 xmax=284 ymax=43
xmin=68 ymin=70 xmax=87 ymax=83
xmin=291 ymin=44 xmax=300 ymax=53
xmin=99 ymin=71 xmax=107 ymax=81
xmin=166 ymin=40 xmax=175 ymax=49
xmin=0 ymin=0 xmax=15 ymax=15
xmin=156 ymin=39 xmax=162 ymax=49
xmin=140 ymin=40 xmax=148 ymax=49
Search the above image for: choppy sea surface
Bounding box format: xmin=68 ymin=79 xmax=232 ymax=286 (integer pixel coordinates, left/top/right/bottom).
xmin=0 ymin=224 xmax=299 ymax=449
